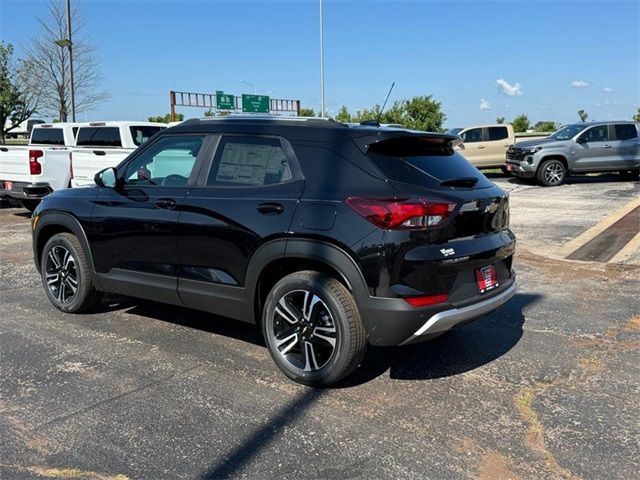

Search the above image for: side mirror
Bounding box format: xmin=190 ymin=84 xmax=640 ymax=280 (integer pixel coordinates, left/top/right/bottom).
xmin=577 ymin=136 xmax=587 ymax=144
xmin=95 ymin=167 xmax=118 ymax=188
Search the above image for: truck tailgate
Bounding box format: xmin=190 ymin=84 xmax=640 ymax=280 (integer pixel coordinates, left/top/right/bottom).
xmin=71 ymin=148 xmax=133 ymax=187
xmin=0 ymin=147 xmax=30 ymax=183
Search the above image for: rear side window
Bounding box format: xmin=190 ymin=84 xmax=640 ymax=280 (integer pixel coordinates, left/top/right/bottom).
xmin=615 ymin=124 xmax=638 ymax=140
xmin=367 ymin=136 xmax=493 ymax=189
xmin=460 ymin=128 xmax=482 ymax=143
xmin=76 ymin=127 xmax=122 ymax=147
xmin=488 ymin=126 xmax=508 ymax=141
xmin=206 ymin=136 xmax=295 ymax=187
xmin=31 ymin=128 xmax=65 ymax=145
xmin=130 ymin=126 xmax=165 ymax=146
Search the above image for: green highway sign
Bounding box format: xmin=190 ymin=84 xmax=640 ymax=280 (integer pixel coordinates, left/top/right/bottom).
xmin=216 ymin=91 xmax=234 ymax=110
xmin=242 ymin=94 xmax=270 ymax=113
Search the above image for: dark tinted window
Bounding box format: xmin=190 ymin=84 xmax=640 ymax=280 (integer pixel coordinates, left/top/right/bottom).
xmin=130 ymin=126 xmax=165 ymax=146
xmin=31 ymin=128 xmax=65 ymax=145
xmin=488 ymin=126 xmax=509 ymax=141
xmin=207 ymin=136 xmax=294 ymax=187
xmin=76 ymin=127 xmax=122 ymax=147
xmin=366 ymin=136 xmax=493 ymax=189
xmin=580 ymin=125 xmax=609 ymax=143
xmin=460 ymin=128 xmax=483 ymax=143
xmin=615 ymin=124 xmax=638 ymax=140
xmin=124 ymin=135 xmax=204 ymax=186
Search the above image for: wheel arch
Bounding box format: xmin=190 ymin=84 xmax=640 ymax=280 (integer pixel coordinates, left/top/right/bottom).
xmin=538 ymin=154 xmax=569 ymax=171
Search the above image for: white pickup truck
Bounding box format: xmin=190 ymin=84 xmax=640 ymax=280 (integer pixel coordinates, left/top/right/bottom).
xmin=0 ymin=123 xmax=79 ymax=211
xmin=70 ymin=121 xmax=165 ymax=187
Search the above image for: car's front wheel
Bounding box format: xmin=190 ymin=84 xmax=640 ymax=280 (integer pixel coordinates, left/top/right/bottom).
xmin=41 ymin=233 xmax=103 ymax=313
xmin=537 ymin=159 xmax=567 ymax=186
xmin=262 ymin=271 xmax=366 ymax=386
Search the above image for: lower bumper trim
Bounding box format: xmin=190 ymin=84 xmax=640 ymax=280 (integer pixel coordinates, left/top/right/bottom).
xmin=399 ymin=281 xmax=517 ymax=346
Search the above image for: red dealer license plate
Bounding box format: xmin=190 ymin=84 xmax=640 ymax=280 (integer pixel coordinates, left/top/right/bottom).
xmin=476 ymin=265 xmax=499 ymax=294
xmin=505 ymin=164 xmax=513 ymax=172
xmin=4 ymin=181 xmax=13 ymax=191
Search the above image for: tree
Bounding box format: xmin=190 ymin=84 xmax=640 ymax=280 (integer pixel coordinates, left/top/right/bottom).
xmin=577 ymin=109 xmax=588 ymax=122
xmin=512 ymin=114 xmax=530 ymax=133
xmin=203 ymin=109 xmax=215 ymax=117
xmin=148 ymin=113 xmax=183 ymax=123
xmin=633 ymin=108 xmax=640 ymax=122
xmin=534 ymin=121 xmax=557 ymax=132
xmin=298 ymin=107 xmax=315 ymax=117
xmin=26 ymin=0 xmax=107 ymax=121
xmin=0 ymin=42 xmax=40 ymax=143
xmin=335 ymin=105 xmax=351 ymax=123
xmin=496 ymin=116 xmax=505 ymax=124
xmin=402 ymin=95 xmax=446 ymax=132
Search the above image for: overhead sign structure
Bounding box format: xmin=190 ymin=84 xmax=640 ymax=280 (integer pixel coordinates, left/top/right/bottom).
xmin=242 ymin=94 xmax=270 ymax=113
xmin=216 ymin=91 xmax=234 ymax=110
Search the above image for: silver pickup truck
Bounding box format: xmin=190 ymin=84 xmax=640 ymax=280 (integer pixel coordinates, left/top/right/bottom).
xmin=506 ymin=121 xmax=640 ymax=186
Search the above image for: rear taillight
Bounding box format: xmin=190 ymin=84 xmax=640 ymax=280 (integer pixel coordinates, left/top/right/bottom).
xmin=346 ymin=197 xmax=456 ymax=230
xmin=404 ymin=294 xmax=449 ymax=307
xmin=29 ymin=150 xmax=43 ymax=175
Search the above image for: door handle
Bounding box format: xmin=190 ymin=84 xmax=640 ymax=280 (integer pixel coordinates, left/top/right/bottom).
xmin=477 ymin=145 xmax=486 ymax=149
xmin=154 ymin=198 xmax=177 ymax=209
xmin=257 ymin=202 xmax=284 ymax=215
xmin=603 ymin=145 xmax=612 ymax=149
xmin=93 ymin=150 xmax=106 ymax=156
xmin=0 ymin=147 xmax=8 ymax=152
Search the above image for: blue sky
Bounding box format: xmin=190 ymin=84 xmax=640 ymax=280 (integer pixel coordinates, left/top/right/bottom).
xmin=1 ymin=0 xmax=639 ymax=127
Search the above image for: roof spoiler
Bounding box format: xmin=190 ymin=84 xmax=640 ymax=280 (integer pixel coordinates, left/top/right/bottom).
xmin=349 ymin=130 xmax=462 ymax=154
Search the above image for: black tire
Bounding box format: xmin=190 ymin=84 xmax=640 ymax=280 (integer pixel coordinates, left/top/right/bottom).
xmin=21 ymin=199 xmax=40 ymax=212
xmin=619 ymin=169 xmax=639 ymax=181
xmin=536 ymin=159 xmax=567 ymax=186
xmin=262 ymin=271 xmax=367 ymax=386
xmin=41 ymin=233 xmax=103 ymax=313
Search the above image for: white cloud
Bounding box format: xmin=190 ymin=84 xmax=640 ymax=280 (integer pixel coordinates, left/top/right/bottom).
xmin=603 ymin=87 xmax=614 ymax=93
xmin=479 ymin=98 xmax=491 ymax=110
xmin=495 ymin=78 xmax=522 ymax=96
xmin=571 ymin=80 xmax=590 ymax=88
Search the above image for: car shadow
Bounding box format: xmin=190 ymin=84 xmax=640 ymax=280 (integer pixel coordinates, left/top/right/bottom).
xmin=100 ymin=292 xmax=539 ymax=387
xmin=506 ymin=172 xmax=632 ymax=186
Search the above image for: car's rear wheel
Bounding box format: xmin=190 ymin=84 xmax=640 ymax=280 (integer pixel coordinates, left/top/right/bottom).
xmin=537 ymin=159 xmax=567 ymax=186
xmin=619 ymin=169 xmax=639 ymax=181
xmin=41 ymin=233 xmax=103 ymax=313
xmin=262 ymin=271 xmax=366 ymax=386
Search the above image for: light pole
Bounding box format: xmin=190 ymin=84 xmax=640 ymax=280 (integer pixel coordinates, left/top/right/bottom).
xmin=240 ymin=80 xmax=256 ymax=94
xmin=319 ymin=0 xmax=325 ymax=118
xmin=55 ymin=0 xmax=75 ymax=122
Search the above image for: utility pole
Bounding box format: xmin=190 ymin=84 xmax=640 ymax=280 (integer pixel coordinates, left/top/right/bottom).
xmin=319 ymin=0 xmax=325 ymax=118
xmin=66 ymin=0 xmax=76 ymax=122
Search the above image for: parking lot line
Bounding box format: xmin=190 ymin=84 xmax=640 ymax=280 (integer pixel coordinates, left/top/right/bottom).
xmin=609 ymin=231 xmax=640 ymax=264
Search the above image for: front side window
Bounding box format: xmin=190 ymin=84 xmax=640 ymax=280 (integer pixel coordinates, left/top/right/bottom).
xmin=615 ymin=124 xmax=638 ymax=140
xmin=581 ymin=125 xmax=609 ymax=143
xmin=124 ymin=135 xmax=204 ymax=186
xmin=207 ymin=136 xmax=294 ymax=187
xmin=550 ymin=124 xmax=585 ymax=140
xmin=488 ymin=126 xmax=508 ymax=141
xmin=460 ymin=128 xmax=483 ymax=143
xmin=130 ymin=126 xmax=165 ymax=146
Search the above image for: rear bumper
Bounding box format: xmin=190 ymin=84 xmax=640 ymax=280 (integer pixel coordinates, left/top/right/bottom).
xmin=0 ymin=181 xmax=52 ymax=200
xmin=360 ymin=274 xmax=516 ymax=346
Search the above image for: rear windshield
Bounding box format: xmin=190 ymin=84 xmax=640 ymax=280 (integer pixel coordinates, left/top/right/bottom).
xmin=367 ymin=136 xmax=493 ymax=189
xmin=31 ymin=128 xmax=65 ymax=145
xmin=76 ymin=127 xmax=122 ymax=147
xmin=130 ymin=125 xmax=164 ymax=146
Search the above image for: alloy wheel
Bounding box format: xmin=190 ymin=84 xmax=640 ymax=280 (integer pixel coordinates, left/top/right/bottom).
xmin=45 ymin=245 xmax=79 ymax=304
xmin=272 ymin=289 xmax=337 ymax=372
xmin=544 ymin=163 xmax=564 ymax=185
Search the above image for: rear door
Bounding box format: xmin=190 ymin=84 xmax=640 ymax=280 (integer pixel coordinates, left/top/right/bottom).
xmin=484 ymin=126 xmax=511 ymax=167
xmin=88 ymin=134 xmax=208 ymax=304
xmin=458 ymin=128 xmax=486 ymax=166
xmin=177 ymin=134 xmax=304 ymax=320
xmin=611 ymin=123 xmax=640 ymax=169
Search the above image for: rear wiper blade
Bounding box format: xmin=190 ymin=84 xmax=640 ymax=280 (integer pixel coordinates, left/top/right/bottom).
xmin=440 ymin=177 xmax=479 ymax=188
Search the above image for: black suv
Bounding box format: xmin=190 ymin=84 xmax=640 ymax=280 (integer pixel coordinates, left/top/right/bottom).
xmin=32 ymin=117 xmax=516 ymax=385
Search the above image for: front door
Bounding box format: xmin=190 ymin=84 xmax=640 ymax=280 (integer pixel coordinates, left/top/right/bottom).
xmin=87 ymin=134 xmax=208 ymax=304
xmin=573 ymin=125 xmax=612 ymax=171
xmin=177 ymin=134 xmax=304 ymax=321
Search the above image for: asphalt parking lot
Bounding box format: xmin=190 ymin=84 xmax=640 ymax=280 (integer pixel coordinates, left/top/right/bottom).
xmin=1 ymin=175 xmax=639 ymax=480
